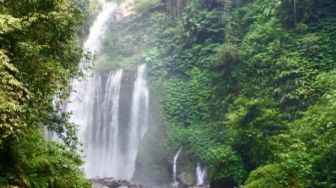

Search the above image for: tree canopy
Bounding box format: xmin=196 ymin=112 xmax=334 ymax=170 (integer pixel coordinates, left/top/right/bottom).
xmin=0 ymin=0 xmax=89 ymax=187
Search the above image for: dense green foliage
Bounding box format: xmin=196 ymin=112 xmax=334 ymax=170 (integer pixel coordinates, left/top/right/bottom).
xmin=2 ymin=0 xmax=335 ymax=187
xmin=116 ymin=0 xmax=336 ymax=187
xmin=0 ymin=0 xmax=90 ymax=187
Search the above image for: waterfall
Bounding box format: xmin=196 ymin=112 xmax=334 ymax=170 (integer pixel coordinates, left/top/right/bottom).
xmin=80 ymin=2 xmax=117 ymax=75
xmin=65 ymin=1 xmax=150 ymax=180
xmin=172 ymin=147 xmax=182 ymax=184
xmin=196 ymin=162 xmax=207 ymax=186
xmin=84 ymin=2 xmax=116 ymax=53
xmin=125 ymin=64 xmax=150 ymax=179
xmin=81 ymin=71 xmax=123 ymax=178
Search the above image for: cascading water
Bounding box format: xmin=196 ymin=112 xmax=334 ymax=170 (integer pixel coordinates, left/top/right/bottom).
xmin=65 ymin=1 xmax=150 ymax=180
xmin=69 ymin=70 xmax=124 ymax=178
xmin=124 ymin=64 xmax=150 ymax=178
xmin=196 ymin=162 xmax=207 ymax=186
xmin=172 ymin=147 xmax=182 ymax=185
xmin=84 ymin=3 xmax=117 ymax=53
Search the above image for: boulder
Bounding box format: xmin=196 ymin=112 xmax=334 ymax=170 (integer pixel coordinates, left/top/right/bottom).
xmin=177 ymin=172 xmax=194 ymax=186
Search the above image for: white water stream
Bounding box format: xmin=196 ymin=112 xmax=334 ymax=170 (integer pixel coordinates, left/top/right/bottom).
xmin=125 ymin=64 xmax=150 ymax=178
xmin=196 ymin=162 xmax=207 ymax=186
xmin=172 ymin=147 xmax=182 ymax=185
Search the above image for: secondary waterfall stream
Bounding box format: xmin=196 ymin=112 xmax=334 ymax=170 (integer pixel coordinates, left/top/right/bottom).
xmin=196 ymin=162 xmax=207 ymax=186
xmin=65 ymin=2 xmax=150 ymax=180
xmin=172 ymin=147 xmax=182 ymax=185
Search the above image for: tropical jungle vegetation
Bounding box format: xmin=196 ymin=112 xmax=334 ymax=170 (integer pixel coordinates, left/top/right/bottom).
xmin=101 ymin=0 xmax=336 ymax=187
xmin=0 ymin=0 xmax=90 ymax=187
xmin=0 ymin=0 xmax=336 ymax=187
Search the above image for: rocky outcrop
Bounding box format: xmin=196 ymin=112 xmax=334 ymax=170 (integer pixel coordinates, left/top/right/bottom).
xmin=177 ymin=172 xmax=194 ymax=186
xmin=91 ymin=178 xmax=140 ymax=188
xmin=91 ymin=178 xmax=210 ymax=188
xmin=171 ymin=182 xmax=210 ymax=188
